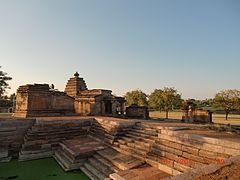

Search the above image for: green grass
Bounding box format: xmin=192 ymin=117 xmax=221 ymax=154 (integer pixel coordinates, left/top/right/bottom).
xmin=0 ymin=158 xmax=89 ymax=180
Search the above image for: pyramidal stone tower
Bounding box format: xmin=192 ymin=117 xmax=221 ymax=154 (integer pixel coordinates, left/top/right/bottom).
xmin=65 ymin=72 xmax=88 ymax=97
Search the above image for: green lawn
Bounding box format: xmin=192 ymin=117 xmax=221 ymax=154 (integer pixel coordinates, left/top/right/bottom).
xmin=0 ymin=158 xmax=89 ymax=180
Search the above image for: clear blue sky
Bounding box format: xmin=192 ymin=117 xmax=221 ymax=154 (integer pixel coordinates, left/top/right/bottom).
xmin=1 ymin=0 xmax=240 ymax=99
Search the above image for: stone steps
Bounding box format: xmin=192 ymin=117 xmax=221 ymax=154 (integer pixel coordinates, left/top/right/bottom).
xmin=88 ymin=157 xmax=114 ymax=176
xmin=24 ymin=130 xmax=87 ymax=140
xmin=145 ymin=156 xmax=182 ymax=176
xmin=19 ymin=120 xmax=91 ymax=161
xmin=83 ymin=162 xmax=106 ymax=180
xmin=0 ymin=149 xmax=11 ymax=162
xmin=80 ymin=166 xmax=100 ymax=180
xmin=133 ymin=123 xmax=159 ymax=131
xmin=127 ymin=131 xmax=156 ymax=139
xmin=53 ymin=149 xmax=83 ymax=171
xmin=93 ymin=154 xmax=120 ymax=173
xmin=112 ymin=123 xmax=159 ymax=162
xmin=126 ymin=142 xmax=150 ymax=152
xmin=0 ymin=119 xmax=34 ymax=159
xmin=53 ymin=136 xmax=106 ymax=172
xmin=80 ymin=148 xmax=123 ymax=180
xmin=124 ymin=133 xmax=155 ymax=143
xmin=110 ymin=164 xmax=171 ymax=180
xmin=119 ymin=144 xmax=148 ymax=157
xmin=112 ymin=145 xmax=145 ymax=162
xmin=19 ymin=150 xmax=53 ymax=161
xmin=131 ymin=128 xmax=158 ymax=136
xmin=97 ymin=148 xmax=144 ymax=170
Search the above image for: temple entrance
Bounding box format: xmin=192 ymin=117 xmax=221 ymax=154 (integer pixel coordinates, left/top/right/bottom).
xmin=104 ymin=100 xmax=112 ymax=114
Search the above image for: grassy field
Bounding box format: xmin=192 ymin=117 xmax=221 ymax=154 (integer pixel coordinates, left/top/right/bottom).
xmin=149 ymin=111 xmax=240 ymax=125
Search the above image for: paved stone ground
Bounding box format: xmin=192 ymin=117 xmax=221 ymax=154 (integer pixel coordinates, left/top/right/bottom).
xmin=195 ymin=160 xmax=240 ymax=180
xmin=61 ymin=136 xmax=106 ymax=155
xmin=110 ymin=164 xmax=171 ymax=180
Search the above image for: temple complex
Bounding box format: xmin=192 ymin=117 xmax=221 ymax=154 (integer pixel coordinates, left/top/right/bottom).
xmin=1 ymin=72 xmax=239 ymax=180
xmin=14 ymin=72 xmax=125 ymax=118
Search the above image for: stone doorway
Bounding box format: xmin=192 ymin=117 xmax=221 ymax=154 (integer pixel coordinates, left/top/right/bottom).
xmin=104 ymin=100 xmax=112 ymax=114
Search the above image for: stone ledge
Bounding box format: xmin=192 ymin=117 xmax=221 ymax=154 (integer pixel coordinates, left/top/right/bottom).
xmin=160 ymin=129 xmax=240 ymax=150
xmin=163 ymin=155 xmax=240 ymax=180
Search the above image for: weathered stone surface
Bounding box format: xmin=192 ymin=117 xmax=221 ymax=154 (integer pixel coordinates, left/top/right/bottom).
xmin=153 ymin=144 xmax=183 ymax=156
xmin=182 ymin=145 xmax=199 ymax=155
xmin=97 ymin=148 xmax=144 ymax=170
xmin=54 ymin=136 xmax=106 ymax=171
xmin=173 ymin=161 xmax=192 ymax=173
xmin=156 ymin=139 xmax=182 ymax=150
xmin=14 ymin=84 xmax=75 ymax=118
xmin=1 ymin=118 xmax=240 ymax=179
xmin=158 ymin=133 xmax=239 ymax=156
xmin=126 ymin=105 xmax=149 ymax=119
xmin=182 ymin=152 xmax=207 ymax=164
xmin=165 ymin=155 xmax=240 ymax=180
xmin=198 ymin=149 xmax=228 ymax=159
xmin=19 ymin=118 xmax=93 ymax=161
xmin=110 ymin=165 xmax=170 ymax=180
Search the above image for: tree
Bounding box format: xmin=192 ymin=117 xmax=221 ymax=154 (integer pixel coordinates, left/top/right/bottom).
xmin=0 ymin=66 xmax=12 ymax=97
xmin=213 ymin=89 xmax=240 ymax=120
xmin=124 ymin=89 xmax=148 ymax=106
xmin=149 ymin=87 xmax=182 ymax=119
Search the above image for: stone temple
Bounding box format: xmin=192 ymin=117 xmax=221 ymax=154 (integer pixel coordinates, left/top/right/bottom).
xmin=14 ymin=72 xmax=125 ymax=118
xmin=1 ymin=72 xmax=240 ymax=180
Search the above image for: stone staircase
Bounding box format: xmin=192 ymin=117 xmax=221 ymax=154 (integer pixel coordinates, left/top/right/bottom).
xmin=80 ymin=147 xmax=144 ymax=180
xmin=88 ymin=118 xmax=135 ymax=145
xmin=0 ymin=119 xmax=34 ymax=162
xmin=19 ymin=119 xmax=92 ymax=161
xmin=145 ymin=127 xmax=233 ymax=176
xmin=54 ymin=136 xmax=106 ymax=171
xmin=112 ymin=122 xmax=159 ymax=161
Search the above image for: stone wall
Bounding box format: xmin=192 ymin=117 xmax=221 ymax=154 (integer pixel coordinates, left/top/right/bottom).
xmin=74 ymin=98 xmax=95 ymax=115
xmin=182 ymin=109 xmax=211 ymax=123
xmin=126 ymin=105 xmax=149 ymax=119
xmin=146 ymin=126 xmax=240 ymax=175
xmin=14 ymin=84 xmax=75 ymax=118
xmin=19 ymin=118 xmax=93 ymax=161
xmin=0 ymin=119 xmax=35 ymax=161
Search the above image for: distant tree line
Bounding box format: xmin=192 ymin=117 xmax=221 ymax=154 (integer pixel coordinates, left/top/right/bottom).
xmin=1 ymin=66 xmax=240 ymax=119
xmin=125 ymin=88 xmax=240 ymax=120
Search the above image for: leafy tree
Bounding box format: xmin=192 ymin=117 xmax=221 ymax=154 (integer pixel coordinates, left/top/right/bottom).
xmin=182 ymin=99 xmax=197 ymax=110
xmin=149 ymin=87 xmax=182 ymax=119
xmin=0 ymin=66 xmax=12 ymax=97
xmin=124 ymin=89 xmax=148 ymax=106
xmin=213 ymin=89 xmax=240 ymax=120
xmin=148 ymin=89 xmax=163 ymax=110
